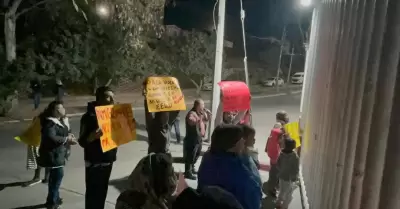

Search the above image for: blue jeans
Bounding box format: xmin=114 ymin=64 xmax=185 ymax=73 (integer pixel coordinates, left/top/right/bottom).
xmin=173 ymin=119 xmax=181 ymax=142
xmin=33 ymin=93 xmax=41 ymax=109
xmin=46 ymin=167 xmax=64 ymax=205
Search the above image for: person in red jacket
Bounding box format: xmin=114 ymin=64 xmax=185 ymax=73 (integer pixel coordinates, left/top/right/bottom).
xmin=265 ymin=111 xmax=289 ymax=198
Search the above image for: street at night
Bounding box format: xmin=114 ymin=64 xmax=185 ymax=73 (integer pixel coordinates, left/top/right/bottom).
xmin=0 ymin=94 xmax=301 ymax=209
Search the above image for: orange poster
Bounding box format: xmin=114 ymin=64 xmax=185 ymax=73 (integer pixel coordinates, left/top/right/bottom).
xmin=95 ymin=104 xmax=136 ymax=152
xmin=146 ymin=76 xmax=186 ymax=112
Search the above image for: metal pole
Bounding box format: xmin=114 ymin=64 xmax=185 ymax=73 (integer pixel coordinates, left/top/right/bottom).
xmin=276 ymin=25 xmax=286 ymax=91
xmin=287 ymin=47 xmax=295 ymax=84
xmin=208 ymin=0 xmax=226 ymax=140
xmin=239 ymin=0 xmax=249 ymax=86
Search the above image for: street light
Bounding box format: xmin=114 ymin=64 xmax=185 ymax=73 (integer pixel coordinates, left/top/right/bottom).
xmin=300 ymin=0 xmax=312 ymax=7
xmin=96 ymin=4 xmax=110 ymax=18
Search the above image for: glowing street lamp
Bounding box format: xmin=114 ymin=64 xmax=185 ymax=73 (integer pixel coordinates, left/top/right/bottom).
xmin=96 ymin=4 xmax=110 ymax=17
xmin=300 ymin=0 xmax=312 ymax=7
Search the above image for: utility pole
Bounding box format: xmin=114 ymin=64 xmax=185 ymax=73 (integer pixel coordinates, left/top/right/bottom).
xmin=286 ymin=47 xmax=295 ymax=84
xmin=276 ymin=24 xmax=287 ymax=91
xmin=208 ymin=0 xmax=227 ymax=140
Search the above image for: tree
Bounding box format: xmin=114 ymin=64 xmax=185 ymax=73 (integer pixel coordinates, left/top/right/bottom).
xmin=158 ymin=31 xmax=216 ymax=95
xmin=2 ymin=0 xmax=57 ymax=62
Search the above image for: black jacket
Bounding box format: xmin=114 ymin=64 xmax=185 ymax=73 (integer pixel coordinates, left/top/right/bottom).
xmin=39 ymin=118 xmax=70 ymax=167
xmin=79 ymin=101 xmax=117 ymax=164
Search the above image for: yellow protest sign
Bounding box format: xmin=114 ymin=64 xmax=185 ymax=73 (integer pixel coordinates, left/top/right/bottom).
xmin=146 ymin=76 xmax=186 ymax=112
xmin=95 ymin=104 xmax=136 ymax=152
xmin=284 ymin=122 xmax=301 ymax=148
xmin=15 ymin=117 xmax=41 ymax=147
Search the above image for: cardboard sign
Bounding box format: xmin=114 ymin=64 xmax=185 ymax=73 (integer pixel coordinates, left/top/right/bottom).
xmin=218 ymin=81 xmax=251 ymax=111
xmin=15 ymin=117 xmax=41 ymax=147
xmin=146 ymin=77 xmax=186 ymax=112
xmin=95 ymin=104 xmax=136 ymax=152
xmin=284 ymin=122 xmax=301 ymax=148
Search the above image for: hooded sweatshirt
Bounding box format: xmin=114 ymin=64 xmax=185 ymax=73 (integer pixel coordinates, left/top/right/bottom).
xmin=78 ymin=101 xmax=117 ymax=164
xmin=277 ymin=150 xmax=300 ymax=182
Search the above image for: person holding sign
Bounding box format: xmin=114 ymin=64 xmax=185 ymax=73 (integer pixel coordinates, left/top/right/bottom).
xmin=78 ymin=86 xmax=117 ymax=209
xmin=142 ymin=78 xmax=179 ymax=155
xmin=184 ymin=99 xmax=211 ymax=180
xmin=38 ymin=101 xmax=77 ymax=209
xmin=214 ymin=81 xmax=251 ymax=129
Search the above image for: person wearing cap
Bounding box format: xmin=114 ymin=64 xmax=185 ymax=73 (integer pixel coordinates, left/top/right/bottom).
xmin=78 ymin=86 xmax=117 ymax=209
xmin=198 ymin=124 xmax=262 ymax=209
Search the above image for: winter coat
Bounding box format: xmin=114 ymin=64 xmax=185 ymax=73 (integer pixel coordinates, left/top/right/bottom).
xmin=38 ymin=117 xmax=70 ymax=168
xmin=198 ymin=151 xmax=262 ymax=209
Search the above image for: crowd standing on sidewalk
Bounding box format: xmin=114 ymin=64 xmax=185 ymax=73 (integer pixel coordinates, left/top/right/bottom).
xmin=16 ymin=77 xmax=300 ymax=209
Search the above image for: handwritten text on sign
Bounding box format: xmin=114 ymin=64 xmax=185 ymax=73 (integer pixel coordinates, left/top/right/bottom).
xmin=218 ymin=81 xmax=251 ymax=111
xmin=146 ymin=77 xmax=186 ymax=112
xmin=95 ymin=104 xmax=136 ymax=152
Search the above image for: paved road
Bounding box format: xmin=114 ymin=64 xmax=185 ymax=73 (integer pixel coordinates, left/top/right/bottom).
xmin=0 ymin=94 xmax=302 ymax=209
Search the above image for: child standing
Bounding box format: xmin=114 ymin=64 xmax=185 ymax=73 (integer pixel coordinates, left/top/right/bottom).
xmin=240 ymin=124 xmax=260 ymax=169
xmin=276 ymin=138 xmax=300 ymax=209
xmin=265 ymin=111 xmax=289 ymax=197
xmin=23 ymin=145 xmax=50 ymax=186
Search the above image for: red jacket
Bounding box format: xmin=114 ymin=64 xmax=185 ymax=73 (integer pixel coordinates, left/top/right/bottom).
xmin=265 ymin=128 xmax=282 ymax=164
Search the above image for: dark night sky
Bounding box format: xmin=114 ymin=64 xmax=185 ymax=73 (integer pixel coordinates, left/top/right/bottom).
xmin=164 ymin=0 xmax=312 ymax=38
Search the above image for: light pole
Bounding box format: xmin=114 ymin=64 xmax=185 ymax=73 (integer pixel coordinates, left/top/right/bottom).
xmin=208 ymin=0 xmax=227 ymax=139
xmin=286 ymin=47 xmax=295 ymax=84
xmin=276 ymin=24 xmax=287 ymax=91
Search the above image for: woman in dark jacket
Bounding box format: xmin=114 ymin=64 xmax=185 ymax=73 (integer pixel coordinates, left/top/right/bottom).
xmin=38 ymin=101 xmax=77 ymax=209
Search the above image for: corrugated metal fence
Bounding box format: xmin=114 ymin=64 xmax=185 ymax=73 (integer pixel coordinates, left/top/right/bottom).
xmin=299 ymin=0 xmax=400 ymax=208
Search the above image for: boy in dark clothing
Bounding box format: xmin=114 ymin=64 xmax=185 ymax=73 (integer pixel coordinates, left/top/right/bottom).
xmin=276 ymin=137 xmax=299 ymax=209
xmin=78 ymin=86 xmax=117 ymax=209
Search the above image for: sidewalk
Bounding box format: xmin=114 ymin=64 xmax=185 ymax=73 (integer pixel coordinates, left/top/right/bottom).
xmin=1 ymin=85 xmax=302 ymax=123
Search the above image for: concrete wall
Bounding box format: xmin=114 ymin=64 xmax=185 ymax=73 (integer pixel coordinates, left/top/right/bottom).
xmin=299 ymin=0 xmax=400 ymax=209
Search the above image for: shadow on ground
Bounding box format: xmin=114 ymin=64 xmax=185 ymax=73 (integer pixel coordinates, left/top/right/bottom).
xmin=11 ymin=204 xmax=46 ymax=209
xmin=0 ymin=181 xmax=29 ymax=191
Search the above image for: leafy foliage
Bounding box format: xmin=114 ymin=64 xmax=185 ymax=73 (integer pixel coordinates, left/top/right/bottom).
xmin=158 ymin=31 xmax=217 ymax=90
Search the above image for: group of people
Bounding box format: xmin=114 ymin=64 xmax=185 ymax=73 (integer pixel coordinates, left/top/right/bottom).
xmin=24 ymin=86 xmax=117 ymax=209
xmin=22 ymin=79 xmax=300 ymax=209
xmin=30 ymin=79 xmax=65 ymax=110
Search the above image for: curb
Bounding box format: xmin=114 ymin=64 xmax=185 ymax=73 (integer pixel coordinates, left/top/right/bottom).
xmin=0 ymin=90 xmax=301 ymax=125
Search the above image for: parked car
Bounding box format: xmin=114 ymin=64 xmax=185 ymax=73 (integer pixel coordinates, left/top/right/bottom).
xmin=262 ymin=77 xmax=285 ymax=87
xmin=202 ymin=83 xmax=213 ymax=91
xmin=291 ymin=72 xmax=304 ymax=84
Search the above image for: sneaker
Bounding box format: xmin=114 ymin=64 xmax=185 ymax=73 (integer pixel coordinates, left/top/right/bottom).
xmin=184 ymin=173 xmax=197 ymax=180
xmin=45 ymin=198 xmax=63 ymax=207
xmin=22 ymin=179 xmax=41 ymax=187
